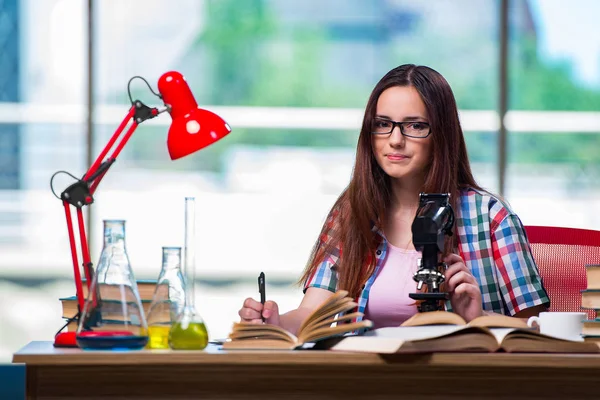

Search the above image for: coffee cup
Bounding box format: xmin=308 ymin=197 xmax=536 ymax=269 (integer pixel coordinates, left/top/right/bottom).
xmin=527 ymin=312 xmax=585 ymax=341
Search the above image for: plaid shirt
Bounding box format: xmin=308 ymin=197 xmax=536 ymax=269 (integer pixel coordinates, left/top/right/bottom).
xmin=304 ymin=188 xmax=550 ymax=319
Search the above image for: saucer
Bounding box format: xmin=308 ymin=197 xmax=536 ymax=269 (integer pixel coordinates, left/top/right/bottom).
xmin=544 ymin=333 xmax=584 ymax=342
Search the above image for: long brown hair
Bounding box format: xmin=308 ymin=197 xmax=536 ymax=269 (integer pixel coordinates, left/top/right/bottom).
xmin=300 ymin=64 xmax=482 ymax=299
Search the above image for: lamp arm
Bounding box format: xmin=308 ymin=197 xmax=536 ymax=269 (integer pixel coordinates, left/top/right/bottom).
xmin=87 ymin=101 xmax=162 ymax=194
xmin=84 ymin=106 xmax=136 ymax=184
xmin=58 ymin=101 xmax=160 ymax=318
xmin=62 ymin=200 xmax=85 ymax=312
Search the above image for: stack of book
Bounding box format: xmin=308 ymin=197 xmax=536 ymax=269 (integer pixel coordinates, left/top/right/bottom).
xmin=581 ymin=264 xmax=600 ymax=343
xmin=60 ymin=280 xmax=156 ymax=332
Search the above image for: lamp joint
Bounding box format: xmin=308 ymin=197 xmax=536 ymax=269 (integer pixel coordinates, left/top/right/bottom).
xmin=61 ymin=180 xmax=93 ymax=208
xmin=132 ymin=100 xmax=158 ymax=124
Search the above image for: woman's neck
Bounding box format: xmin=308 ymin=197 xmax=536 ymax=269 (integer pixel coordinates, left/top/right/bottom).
xmin=389 ymin=178 xmax=423 ymax=212
xmin=383 ymin=178 xmax=423 ymax=250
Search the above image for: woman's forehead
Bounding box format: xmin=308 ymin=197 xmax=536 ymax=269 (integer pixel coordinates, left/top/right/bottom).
xmin=376 ymin=86 xmax=427 ymax=119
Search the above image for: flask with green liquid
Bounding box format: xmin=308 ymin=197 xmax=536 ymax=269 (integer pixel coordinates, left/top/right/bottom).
xmin=146 ymin=247 xmax=185 ymax=349
xmin=169 ymin=197 xmax=209 ymax=350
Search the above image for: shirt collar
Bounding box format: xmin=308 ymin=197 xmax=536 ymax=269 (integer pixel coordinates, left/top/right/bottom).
xmin=371 ymin=222 xmax=385 ymax=238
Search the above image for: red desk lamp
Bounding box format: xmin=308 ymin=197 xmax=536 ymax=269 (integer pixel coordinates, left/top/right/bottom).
xmin=50 ymin=71 xmax=231 ymax=347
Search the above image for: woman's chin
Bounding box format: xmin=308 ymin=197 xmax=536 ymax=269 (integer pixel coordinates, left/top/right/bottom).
xmin=383 ymin=168 xmax=427 ymax=185
xmin=383 ymin=168 xmax=413 ymax=180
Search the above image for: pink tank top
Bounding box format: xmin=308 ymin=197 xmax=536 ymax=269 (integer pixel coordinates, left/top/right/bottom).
xmin=364 ymin=242 xmax=420 ymax=329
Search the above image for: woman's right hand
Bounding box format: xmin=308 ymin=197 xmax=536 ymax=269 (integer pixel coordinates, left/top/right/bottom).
xmin=238 ymin=298 xmax=281 ymax=326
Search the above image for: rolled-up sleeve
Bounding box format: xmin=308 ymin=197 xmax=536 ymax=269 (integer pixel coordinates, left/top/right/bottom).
xmin=491 ymin=213 xmax=550 ymax=315
xmin=303 ymin=250 xmax=339 ymax=293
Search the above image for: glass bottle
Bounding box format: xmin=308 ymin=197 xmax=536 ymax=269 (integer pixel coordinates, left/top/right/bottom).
xmin=76 ymin=219 xmax=149 ymax=350
xmin=146 ymin=247 xmax=186 ymax=349
xmin=169 ymin=197 xmax=209 ymax=350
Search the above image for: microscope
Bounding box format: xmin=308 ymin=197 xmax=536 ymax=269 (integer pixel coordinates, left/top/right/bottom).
xmin=408 ymin=193 xmax=455 ymax=312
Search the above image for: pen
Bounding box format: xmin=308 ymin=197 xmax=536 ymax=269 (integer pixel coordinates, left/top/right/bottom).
xmin=258 ymin=272 xmax=266 ymax=323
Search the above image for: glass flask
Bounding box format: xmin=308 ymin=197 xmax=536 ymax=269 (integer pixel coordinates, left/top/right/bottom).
xmin=146 ymin=246 xmax=186 ymax=349
xmin=76 ymin=219 xmax=149 ymax=350
xmin=169 ymin=197 xmax=209 ymax=350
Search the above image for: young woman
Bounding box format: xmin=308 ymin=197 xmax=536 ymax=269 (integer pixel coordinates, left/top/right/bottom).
xmin=238 ymin=64 xmax=549 ymax=334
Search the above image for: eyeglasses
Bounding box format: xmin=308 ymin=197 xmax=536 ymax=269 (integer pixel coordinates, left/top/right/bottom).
xmin=371 ymin=118 xmax=431 ymax=138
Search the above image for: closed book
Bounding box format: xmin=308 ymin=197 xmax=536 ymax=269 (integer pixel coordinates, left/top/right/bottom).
xmin=581 ymin=289 xmax=600 ymax=309
xmin=585 ymin=264 xmax=600 ymax=289
xmin=64 ymin=318 xmax=136 ymax=332
xmin=79 ymin=279 xmax=156 ymax=299
xmin=59 ymin=296 xmax=152 ymax=319
xmin=583 ymin=319 xmax=600 ymax=336
xmin=583 ymin=335 xmax=600 ymax=344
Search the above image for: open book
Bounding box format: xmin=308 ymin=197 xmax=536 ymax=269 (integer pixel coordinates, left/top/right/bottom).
xmin=223 ymin=290 xmax=373 ymax=350
xmin=326 ymin=311 xmax=599 ymax=354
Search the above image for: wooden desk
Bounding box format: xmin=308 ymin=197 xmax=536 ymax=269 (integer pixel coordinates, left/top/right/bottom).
xmin=13 ymin=341 xmax=600 ymax=399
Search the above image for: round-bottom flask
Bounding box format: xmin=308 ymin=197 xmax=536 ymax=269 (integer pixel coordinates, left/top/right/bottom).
xmin=169 ymin=306 xmax=209 ymax=350
xmin=169 ymin=197 xmax=209 ymax=350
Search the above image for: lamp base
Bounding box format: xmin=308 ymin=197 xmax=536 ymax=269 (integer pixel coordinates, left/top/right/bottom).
xmin=53 ymin=331 xmax=77 ymax=348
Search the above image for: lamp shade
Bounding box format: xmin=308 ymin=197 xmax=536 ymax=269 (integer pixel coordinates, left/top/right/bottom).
xmin=158 ymin=71 xmax=231 ymax=160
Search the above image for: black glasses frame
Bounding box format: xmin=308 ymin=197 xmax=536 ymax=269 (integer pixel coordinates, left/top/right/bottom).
xmin=371 ymin=118 xmax=432 ymax=138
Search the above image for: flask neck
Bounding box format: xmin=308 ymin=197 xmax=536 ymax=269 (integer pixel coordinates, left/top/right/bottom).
xmin=162 ymin=247 xmax=182 ymax=271
xmin=184 ymin=272 xmax=196 ymax=308
xmin=102 ymin=220 xmax=127 ymax=248
xmin=184 ymin=197 xmax=196 ymax=307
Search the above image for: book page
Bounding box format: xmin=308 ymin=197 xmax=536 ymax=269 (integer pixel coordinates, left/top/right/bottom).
xmin=327 ymin=336 xmax=409 ymax=354
xmin=228 ymin=323 xmax=298 ymax=344
xmin=299 ymin=320 xmax=373 ymax=344
xmin=223 ymin=339 xmax=297 ymax=350
xmin=302 ymin=298 xmax=357 ymax=331
xmin=468 ymin=314 xmax=528 ymax=329
xmin=401 ymin=311 xmax=466 ymax=327
xmin=327 ymin=326 xmax=498 ymax=354
xmin=402 ymin=311 xmax=528 ymax=329
xmin=487 ymin=328 xmax=518 ymax=344
xmin=365 ymin=325 xmax=468 ymax=341
xmin=298 ymin=290 xmax=354 ymax=333
xmin=301 ymin=312 xmax=363 ymax=334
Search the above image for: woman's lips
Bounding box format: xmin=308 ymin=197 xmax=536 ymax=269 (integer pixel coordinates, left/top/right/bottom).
xmin=386 ymin=154 xmax=409 ymax=161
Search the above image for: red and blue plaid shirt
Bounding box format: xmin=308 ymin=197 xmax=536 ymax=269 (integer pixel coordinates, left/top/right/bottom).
xmin=304 ymin=188 xmax=550 ymax=318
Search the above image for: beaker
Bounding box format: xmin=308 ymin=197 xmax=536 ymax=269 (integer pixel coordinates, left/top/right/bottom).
xmin=76 ymin=219 xmax=149 ymax=350
xmin=146 ymin=246 xmax=186 ymax=349
xmin=169 ymin=197 xmax=209 ymax=350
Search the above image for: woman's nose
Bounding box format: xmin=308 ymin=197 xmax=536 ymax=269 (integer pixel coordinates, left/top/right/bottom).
xmin=388 ymin=126 xmax=405 ymax=146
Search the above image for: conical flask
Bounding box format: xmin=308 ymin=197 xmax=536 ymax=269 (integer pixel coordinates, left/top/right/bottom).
xmin=169 ymin=197 xmax=209 ymax=350
xmin=76 ymin=219 xmax=149 ymax=350
xmin=146 ymin=246 xmax=186 ymax=349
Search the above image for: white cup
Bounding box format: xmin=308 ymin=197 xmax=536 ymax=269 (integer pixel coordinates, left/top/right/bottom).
xmin=527 ymin=312 xmax=586 ymax=341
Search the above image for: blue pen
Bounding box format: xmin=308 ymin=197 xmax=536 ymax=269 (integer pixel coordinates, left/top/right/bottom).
xmin=258 ymin=272 xmax=266 ymax=323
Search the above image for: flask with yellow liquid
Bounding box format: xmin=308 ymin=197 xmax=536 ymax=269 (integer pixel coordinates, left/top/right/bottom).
xmin=146 ymin=247 xmax=185 ymax=349
xmin=169 ymin=197 xmax=209 ymax=350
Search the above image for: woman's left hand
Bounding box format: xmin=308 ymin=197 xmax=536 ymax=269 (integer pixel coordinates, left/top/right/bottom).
xmin=444 ymin=253 xmax=483 ymax=322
